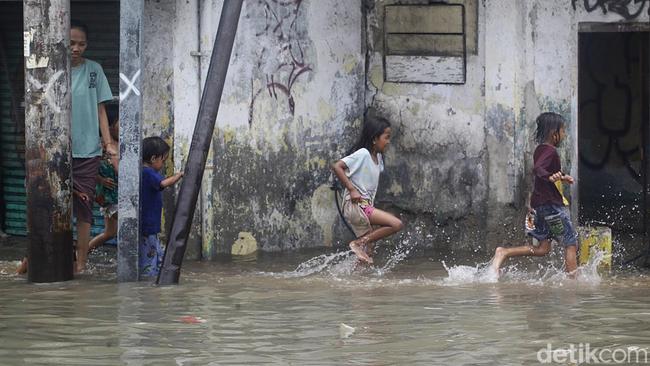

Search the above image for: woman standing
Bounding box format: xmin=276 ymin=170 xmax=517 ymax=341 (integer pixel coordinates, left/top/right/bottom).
xmin=70 ymin=20 xmax=115 ymax=273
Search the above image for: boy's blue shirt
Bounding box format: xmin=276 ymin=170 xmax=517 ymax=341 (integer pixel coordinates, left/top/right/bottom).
xmin=141 ymin=166 xmax=164 ymax=236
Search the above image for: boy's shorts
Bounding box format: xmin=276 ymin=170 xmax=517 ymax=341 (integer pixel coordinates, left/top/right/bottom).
xmin=528 ymin=204 xmax=578 ymax=247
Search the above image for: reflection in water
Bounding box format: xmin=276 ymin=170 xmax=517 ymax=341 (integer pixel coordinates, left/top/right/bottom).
xmin=0 ymin=248 xmax=649 ymax=365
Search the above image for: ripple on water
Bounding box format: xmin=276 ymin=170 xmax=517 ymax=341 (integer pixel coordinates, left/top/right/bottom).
xmin=2 ymin=249 xmax=650 ymax=364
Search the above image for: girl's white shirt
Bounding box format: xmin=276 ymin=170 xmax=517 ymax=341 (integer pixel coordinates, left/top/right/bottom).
xmin=341 ymin=148 xmax=384 ymax=204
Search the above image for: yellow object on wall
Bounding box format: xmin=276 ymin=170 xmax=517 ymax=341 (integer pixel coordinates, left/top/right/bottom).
xmin=578 ymin=226 xmax=612 ymax=271
xmin=231 ymin=232 xmax=258 ymax=256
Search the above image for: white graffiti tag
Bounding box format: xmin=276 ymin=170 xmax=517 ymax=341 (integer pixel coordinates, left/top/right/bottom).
xmin=119 ymin=70 xmax=141 ymax=100
xmin=27 ymin=70 xmax=64 ymax=113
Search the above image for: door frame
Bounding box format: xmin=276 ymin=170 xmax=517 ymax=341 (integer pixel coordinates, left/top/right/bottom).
xmin=576 ymin=22 xmax=650 ymax=251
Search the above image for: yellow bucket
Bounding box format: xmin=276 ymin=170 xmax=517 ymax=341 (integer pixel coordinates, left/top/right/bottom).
xmin=578 ymin=226 xmax=612 ymax=271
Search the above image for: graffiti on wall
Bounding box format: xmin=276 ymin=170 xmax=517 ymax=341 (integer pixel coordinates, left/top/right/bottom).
xmin=579 ymin=36 xmax=643 ymax=184
xmin=572 ymin=0 xmax=650 ymax=20
xmin=248 ymin=0 xmax=312 ymax=126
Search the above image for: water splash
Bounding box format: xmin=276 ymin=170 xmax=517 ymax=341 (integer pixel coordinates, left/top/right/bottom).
xmin=275 ymin=236 xmax=418 ymax=278
xmin=375 ymin=236 xmax=417 ymax=275
xmin=268 ymin=251 xmax=357 ymax=278
xmin=575 ymin=250 xmax=605 ymax=285
xmin=441 ymin=261 xmax=498 ymax=285
xmin=441 ymin=250 xmax=607 ymax=286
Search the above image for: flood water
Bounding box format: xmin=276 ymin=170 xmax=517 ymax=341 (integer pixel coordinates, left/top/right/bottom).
xmin=1 ymin=247 xmax=650 ymax=365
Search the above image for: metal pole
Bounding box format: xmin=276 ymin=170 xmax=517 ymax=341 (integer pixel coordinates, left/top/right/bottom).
xmin=23 ymin=0 xmax=73 ymax=282
xmin=118 ymin=0 xmax=144 ymax=282
xmin=158 ymin=0 xmax=244 ymax=285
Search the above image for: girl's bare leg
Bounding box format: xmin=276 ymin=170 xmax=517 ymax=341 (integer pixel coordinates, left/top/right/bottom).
xmin=88 ymin=215 xmax=117 ymax=252
xmin=491 ymin=240 xmax=551 ymax=274
xmin=367 ymin=208 xmax=403 ymax=241
xmin=76 ymin=221 xmax=91 ymax=273
xmin=349 ymin=208 xmax=403 ymax=263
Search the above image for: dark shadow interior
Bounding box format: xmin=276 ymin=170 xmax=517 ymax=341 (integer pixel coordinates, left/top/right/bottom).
xmin=579 ymin=31 xmax=649 ymax=236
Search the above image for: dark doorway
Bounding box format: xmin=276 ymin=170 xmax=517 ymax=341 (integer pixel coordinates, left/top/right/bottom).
xmin=578 ymin=29 xmax=649 ymax=239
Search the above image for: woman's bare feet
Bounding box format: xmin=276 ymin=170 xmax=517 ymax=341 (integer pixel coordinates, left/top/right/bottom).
xmin=350 ymin=237 xmax=373 ymax=264
xmin=75 ymin=262 xmax=88 ymax=274
xmin=16 ymin=257 xmax=28 ymax=275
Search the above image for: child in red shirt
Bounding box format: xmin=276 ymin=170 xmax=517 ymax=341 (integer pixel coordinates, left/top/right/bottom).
xmin=491 ymin=112 xmax=578 ymax=277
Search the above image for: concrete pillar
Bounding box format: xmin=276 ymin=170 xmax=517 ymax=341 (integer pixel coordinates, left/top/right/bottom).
xmin=118 ymin=0 xmax=144 ymax=282
xmin=172 ymin=0 xmax=203 ymax=261
xmin=158 ymin=0 xmax=244 ymax=285
xmin=23 ymin=0 xmax=74 ymax=283
xmin=483 ymin=0 xmax=526 ymax=249
xmin=642 ymin=36 xmax=650 ymax=267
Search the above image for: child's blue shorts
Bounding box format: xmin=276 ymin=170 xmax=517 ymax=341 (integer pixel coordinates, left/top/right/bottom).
xmin=528 ymin=204 xmax=578 ymax=247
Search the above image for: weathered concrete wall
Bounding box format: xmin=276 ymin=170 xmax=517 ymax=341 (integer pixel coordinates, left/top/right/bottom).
xmin=163 ymin=0 xmax=650 ymax=256
xmin=142 ymin=0 xmax=180 ymax=249
xmin=172 ymin=0 xmax=365 ymax=255
xmin=484 ymin=0 xmax=649 ymax=249
xmin=365 ymin=0 xmax=490 ymax=252
xmin=171 ymin=0 xmax=204 ymax=260
xmin=361 ymin=0 xmax=649 ymax=252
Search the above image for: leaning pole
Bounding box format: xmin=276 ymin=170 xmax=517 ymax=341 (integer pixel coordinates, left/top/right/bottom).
xmin=157 ymin=0 xmax=244 ymax=285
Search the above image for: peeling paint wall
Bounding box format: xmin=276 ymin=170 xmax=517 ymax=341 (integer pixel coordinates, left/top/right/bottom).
xmin=156 ymin=0 xmax=649 ymax=256
xmin=143 ymin=0 xmax=179 ymax=249
xmin=171 ymin=0 xmax=204 ymax=260
xmin=484 ymin=0 xmax=649 ymax=249
xmin=364 ymin=0 xmax=490 ymax=251
xmin=184 ymin=0 xmax=366 ymax=255
xmin=164 ymin=0 xmax=363 ymax=256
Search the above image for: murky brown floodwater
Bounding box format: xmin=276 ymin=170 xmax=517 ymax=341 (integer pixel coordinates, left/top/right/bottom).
xmin=1 ymin=248 xmax=649 ymax=365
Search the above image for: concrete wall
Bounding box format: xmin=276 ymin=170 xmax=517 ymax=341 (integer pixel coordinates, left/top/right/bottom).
xmin=365 ymin=0 xmax=490 ymax=252
xmin=171 ymin=0 xmax=365 ymax=256
xmin=485 ymin=0 xmax=648 ymax=248
xmin=143 ymin=0 xmax=178 ymax=249
xmin=158 ymin=0 xmax=649 ymax=257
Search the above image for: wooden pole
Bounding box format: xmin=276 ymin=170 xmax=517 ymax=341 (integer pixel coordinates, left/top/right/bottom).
xmin=23 ymin=0 xmax=74 ymax=282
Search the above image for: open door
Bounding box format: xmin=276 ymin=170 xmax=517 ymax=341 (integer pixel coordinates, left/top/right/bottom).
xmin=578 ymin=26 xmax=649 ymax=263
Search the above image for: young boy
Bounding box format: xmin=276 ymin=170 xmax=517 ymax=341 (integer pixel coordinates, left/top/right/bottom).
xmin=140 ymin=137 xmax=183 ymax=277
xmin=491 ymin=112 xmax=578 ymax=277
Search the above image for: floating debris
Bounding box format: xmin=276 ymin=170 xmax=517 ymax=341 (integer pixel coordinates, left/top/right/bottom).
xmin=339 ymin=323 xmax=355 ymax=339
xmin=179 ymin=316 xmax=206 ymax=324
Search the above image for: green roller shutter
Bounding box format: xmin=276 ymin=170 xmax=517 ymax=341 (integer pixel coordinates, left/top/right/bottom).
xmin=0 ymin=2 xmax=26 ymax=236
xmin=0 ymin=1 xmax=119 ymax=238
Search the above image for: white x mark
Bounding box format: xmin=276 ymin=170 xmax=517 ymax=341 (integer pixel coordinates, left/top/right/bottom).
xmin=119 ymin=70 xmax=141 ymax=100
xmin=27 ymin=70 xmax=64 ymax=113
